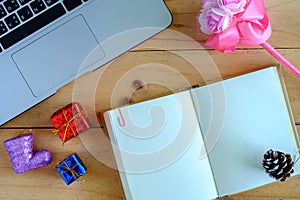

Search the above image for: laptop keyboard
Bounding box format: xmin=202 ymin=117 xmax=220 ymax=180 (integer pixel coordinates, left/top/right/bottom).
xmin=0 ymin=0 xmax=88 ymax=53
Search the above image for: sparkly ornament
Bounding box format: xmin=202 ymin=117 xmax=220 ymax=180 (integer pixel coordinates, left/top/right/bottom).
xmin=56 ymin=153 xmax=87 ymax=185
xmin=3 ymin=133 xmax=52 ymax=174
xmin=50 ymin=102 xmax=90 ymax=144
xmin=262 ymin=149 xmax=294 ymax=181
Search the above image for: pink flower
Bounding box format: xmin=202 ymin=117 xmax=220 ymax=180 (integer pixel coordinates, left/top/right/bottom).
xmin=218 ymin=0 xmax=247 ymax=15
xmin=199 ymin=6 xmax=231 ymax=35
xmin=202 ymin=0 xmax=218 ymax=9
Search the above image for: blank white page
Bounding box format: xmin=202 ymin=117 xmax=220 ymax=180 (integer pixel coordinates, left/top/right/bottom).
xmin=191 ymin=67 xmax=299 ymax=197
xmin=105 ymin=91 xmax=217 ymax=200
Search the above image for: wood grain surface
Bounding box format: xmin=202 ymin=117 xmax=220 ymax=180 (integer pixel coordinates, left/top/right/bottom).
xmin=0 ymin=0 xmax=299 ymax=199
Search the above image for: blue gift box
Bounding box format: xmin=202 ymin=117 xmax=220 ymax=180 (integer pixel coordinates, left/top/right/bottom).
xmin=56 ymin=153 xmax=87 ymax=185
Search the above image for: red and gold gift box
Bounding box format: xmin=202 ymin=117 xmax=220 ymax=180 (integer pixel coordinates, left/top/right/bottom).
xmin=50 ymin=102 xmax=90 ymax=144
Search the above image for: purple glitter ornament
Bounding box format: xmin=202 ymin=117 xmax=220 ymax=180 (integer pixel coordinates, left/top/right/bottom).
xmin=4 ymin=133 xmax=52 ymax=174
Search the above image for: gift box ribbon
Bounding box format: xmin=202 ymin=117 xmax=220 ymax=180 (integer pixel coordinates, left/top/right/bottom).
xmin=61 ymin=161 xmax=81 ymax=180
xmin=56 ymin=154 xmax=86 ymax=184
xmin=52 ymin=108 xmax=87 ymax=144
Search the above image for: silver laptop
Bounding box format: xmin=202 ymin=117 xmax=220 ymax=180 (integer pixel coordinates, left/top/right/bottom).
xmin=0 ymin=0 xmax=172 ymax=125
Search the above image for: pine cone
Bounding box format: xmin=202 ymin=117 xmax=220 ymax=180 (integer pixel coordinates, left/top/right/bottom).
xmin=262 ymin=149 xmax=294 ymax=181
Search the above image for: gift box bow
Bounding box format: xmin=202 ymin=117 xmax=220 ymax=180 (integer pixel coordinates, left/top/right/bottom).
xmin=56 ymin=153 xmax=87 ymax=184
xmin=51 ymin=102 xmax=90 ymax=143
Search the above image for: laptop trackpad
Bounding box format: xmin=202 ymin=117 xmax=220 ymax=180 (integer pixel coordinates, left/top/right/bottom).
xmin=12 ymin=15 xmax=105 ymax=97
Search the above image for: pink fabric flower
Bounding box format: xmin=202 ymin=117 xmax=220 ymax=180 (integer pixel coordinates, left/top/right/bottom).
xmin=202 ymin=0 xmax=218 ymax=9
xmin=199 ymin=0 xmax=300 ymax=79
xmin=200 ymin=0 xmax=271 ymax=52
xmin=218 ymin=0 xmax=247 ymax=15
xmin=199 ymin=6 xmax=231 ymax=35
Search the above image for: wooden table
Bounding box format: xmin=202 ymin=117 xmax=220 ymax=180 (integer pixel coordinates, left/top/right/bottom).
xmin=0 ymin=0 xmax=299 ymax=199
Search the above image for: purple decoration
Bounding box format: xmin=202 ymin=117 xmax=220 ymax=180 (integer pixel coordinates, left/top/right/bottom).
xmin=4 ymin=133 xmax=52 ymax=174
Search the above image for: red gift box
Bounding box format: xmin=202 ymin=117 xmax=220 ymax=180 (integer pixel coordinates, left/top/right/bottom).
xmin=50 ymin=102 xmax=90 ymax=143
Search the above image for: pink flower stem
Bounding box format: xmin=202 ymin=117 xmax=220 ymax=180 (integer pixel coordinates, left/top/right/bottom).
xmin=261 ymin=42 xmax=300 ymax=79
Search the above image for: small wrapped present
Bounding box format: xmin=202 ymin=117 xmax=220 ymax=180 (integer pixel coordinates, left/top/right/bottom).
xmin=3 ymin=133 xmax=52 ymax=174
xmin=50 ymin=102 xmax=90 ymax=144
xmin=56 ymin=153 xmax=87 ymax=185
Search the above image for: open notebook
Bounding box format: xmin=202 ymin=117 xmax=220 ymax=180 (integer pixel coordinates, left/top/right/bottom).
xmin=104 ymin=67 xmax=300 ymax=200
